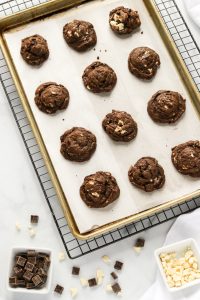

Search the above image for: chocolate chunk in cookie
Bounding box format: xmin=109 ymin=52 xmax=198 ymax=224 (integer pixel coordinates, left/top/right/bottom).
xmin=102 ymin=110 xmax=137 ymax=142
xmin=128 ymin=47 xmax=160 ymax=80
xmin=63 ymin=20 xmax=97 ymax=52
xmin=60 ymin=127 xmax=96 ymax=162
xmin=147 ymin=90 xmax=186 ymax=124
xmin=80 ymin=171 xmax=120 ymax=208
xmin=128 ymin=157 xmax=165 ymax=192
xmin=34 ymin=82 xmax=69 ymax=114
xmin=20 ymin=34 xmax=49 ymax=66
xmin=171 ymin=140 xmax=200 ymax=177
xmin=82 ymin=61 xmax=117 ymax=93
xmin=109 ymin=6 xmax=141 ymax=34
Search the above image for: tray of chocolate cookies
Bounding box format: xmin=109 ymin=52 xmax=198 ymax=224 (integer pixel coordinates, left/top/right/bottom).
xmin=0 ymin=0 xmax=200 ymax=239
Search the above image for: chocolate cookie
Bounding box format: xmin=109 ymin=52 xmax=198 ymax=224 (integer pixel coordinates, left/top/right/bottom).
xmin=128 ymin=47 xmax=160 ymax=80
xmin=147 ymin=90 xmax=186 ymax=124
xmin=128 ymin=157 xmax=165 ymax=192
xmin=63 ymin=20 xmax=97 ymax=52
xmin=60 ymin=127 xmax=96 ymax=162
xmin=171 ymin=140 xmax=200 ymax=177
xmin=20 ymin=34 xmax=49 ymax=66
xmin=34 ymin=82 xmax=69 ymax=114
xmin=109 ymin=6 xmax=141 ymax=34
xmin=82 ymin=61 xmax=117 ymax=93
xmin=102 ymin=110 xmax=137 ymax=142
xmin=80 ymin=171 xmax=120 ymax=208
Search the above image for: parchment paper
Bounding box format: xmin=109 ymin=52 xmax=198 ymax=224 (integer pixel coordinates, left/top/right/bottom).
xmin=4 ymin=0 xmax=200 ymax=233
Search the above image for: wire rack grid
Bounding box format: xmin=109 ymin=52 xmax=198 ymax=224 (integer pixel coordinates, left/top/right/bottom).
xmin=0 ymin=0 xmax=200 ymax=259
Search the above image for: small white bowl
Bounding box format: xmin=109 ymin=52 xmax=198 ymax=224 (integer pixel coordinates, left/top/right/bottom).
xmin=155 ymin=238 xmax=200 ymax=292
xmin=7 ymin=246 xmax=53 ymax=294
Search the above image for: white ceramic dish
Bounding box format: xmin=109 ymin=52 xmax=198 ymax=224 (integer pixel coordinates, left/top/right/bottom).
xmin=155 ymin=238 xmax=200 ymax=292
xmin=7 ymin=246 xmax=52 ymax=295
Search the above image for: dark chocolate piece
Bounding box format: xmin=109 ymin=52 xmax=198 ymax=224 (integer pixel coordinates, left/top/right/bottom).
xmin=32 ymin=275 xmax=43 ymax=286
xmin=25 ymin=262 xmax=34 ymax=272
xmin=111 ymin=272 xmax=118 ymax=279
xmin=16 ymin=279 xmax=26 ymax=287
xmin=30 ymin=215 xmax=39 ymax=224
xmin=80 ymin=171 xmax=120 ymax=208
xmin=54 ymin=284 xmax=64 ymax=294
xmin=16 ymin=256 xmax=27 ymax=267
xmin=38 ymin=268 xmax=47 ymax=277
xmin=72 ymin=266 xmax=80 ymax=275
xmin=9 ymin=277 xmax=17 ymax=286
xmin=88 ymin=278 xmax=97 ymax=287
xmin=26 ymin=282 xmax=35 ymax=289
xmin=135 ymin=238 xmax=145 ymax=248
xmin=27 ymin=250 xmax=36 ymax=257
xmin=23 ymin=270 xmax=34 ymax=281
xmin=27 ymin=256 xmax=37 ymax=265
xmin=13 ymin=266 xmax=23 ymax=277
xmin=112 ymin=282 xmax=121 ymax=294
xmin=114 ymin=261 xmax=123 ymax=270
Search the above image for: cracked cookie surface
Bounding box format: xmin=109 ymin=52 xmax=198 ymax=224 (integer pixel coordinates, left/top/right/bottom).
xmin=80 ymin=171 xmax=120 ymax=208
xmin=128 ymin=157 xmax=165 ymax=192
xmin=34 ymin=82 xmax=69 ymax=114
xmin=82 ymin=61 xmax=117 ymax=93
xmin=147 ymin=90 xmax=186 ymax=124
xmin=63 ymin=20 xmax=97 ymax=51
xmin=171 ymin=141 xmax=200 ymax=177
xmin=60 ymin=127 xmax=96 ymax=162
xmin=21 ymin=34 xmax=49 ymax=66
xmin=102 ymin=110 xmax=137 ymax=142
xmin=109 ymin=6 xmax=141 ymax=34
xmin=128 ymin=47 xmax=160 ymax=80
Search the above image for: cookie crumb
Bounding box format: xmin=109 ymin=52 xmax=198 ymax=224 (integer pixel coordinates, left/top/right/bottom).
xmin=96 ymin=269 xmax=104 ymax=285
xmin=97 ymin=56 xmax=100 ymax=60
xmin=141 ymin=31 xmax=143 ymax=34
xmin=80 ymin=277 xmax=88 ymax=287
xmin=102 ymin=255 xmax=111 ymax=264
xmin=29 ymin=228 xmax=36 ymax=238
xmin=106 ymin=284 xmax=113 ymax=292
xmin=58 ymin=252 xmax=65 ymax=262
xmin=15 ymin=222 xmax=21 ymax=231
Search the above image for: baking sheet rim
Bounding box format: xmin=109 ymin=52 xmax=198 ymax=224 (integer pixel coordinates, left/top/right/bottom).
xmin=0 ymin=0 xmax=200 ymax=240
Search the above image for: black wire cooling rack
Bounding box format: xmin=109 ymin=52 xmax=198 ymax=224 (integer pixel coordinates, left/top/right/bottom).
xmin=0 ymin=0 xmax=200 ymax=259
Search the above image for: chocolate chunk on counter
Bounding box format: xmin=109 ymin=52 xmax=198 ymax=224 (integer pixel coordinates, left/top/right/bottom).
xmin=88 ymin=278 xmax=97 ymax=287
xmin=111 ymin=272 xmax=118 ymax=279
xmin=54 ymin=284 xmax=64 ymax=294
xmin=114 ymin=261 xmax=123 ymax=270
xmin=112 ymin=282 xmax=121 ymax=294
xmin=135 ymin=238 xmax=145 ymax=248
xmin=72 ymin=266 xmax=80 ymax=275
xmin=30 ymin=215 xmax=39 ymax=224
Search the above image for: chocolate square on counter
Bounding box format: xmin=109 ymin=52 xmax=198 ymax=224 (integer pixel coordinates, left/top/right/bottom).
xmin=111 ymin=272 xmax=118 ymax=279
xmin=54 ymin=284 xmax=64 ymax=295
xmin=112 ymin=282 xmax=121 ymax=294
xmin=30 ymin=215 xmax=39 ymax=224
xmin=72 ymin=266 xmax=80 ymax=275
xmin=135 ymin=238 xmax=145 ymax=248
xmin=88 ymin=278 xmax=97 ymax=287
xmin=114 ymin=261 xmax=123 ymax=270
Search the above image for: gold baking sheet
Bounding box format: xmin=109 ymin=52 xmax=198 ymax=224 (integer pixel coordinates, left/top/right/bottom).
xmin=0 ymin=0 xmax=200 ymax=239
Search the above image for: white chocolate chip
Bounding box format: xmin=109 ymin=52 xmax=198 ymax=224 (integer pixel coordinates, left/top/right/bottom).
xmin=91 ymin=192 xmax=99 ymax=197
xmin=70 ymin=287 xmax=78 ymax=298
xmin=80 ymin=277 xmax=88 ymax=287
xmin=29 ymin=228 xmax=36 ymax=238
xmin=15 ymin=222 xmax=21 ymax=231
xmin=58 ymin=252 xmax=65 ymax=261
xmin=86 ymin=85 xmax=91 ymax=90
xmin=96 ymin=269 xmax=104 ymax=285
xmin=133 ymin=246 xmax=142 ymax=254
xmin=102 ymin=255 xmax=111 ymax=264
xmin=106 ymin=284 xmax=113 ymax=292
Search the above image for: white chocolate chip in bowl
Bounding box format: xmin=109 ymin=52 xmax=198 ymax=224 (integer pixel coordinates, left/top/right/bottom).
xmin=155 ymin=238 xmax=200 ymax=292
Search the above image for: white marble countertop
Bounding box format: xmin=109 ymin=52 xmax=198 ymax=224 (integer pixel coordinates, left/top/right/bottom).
xmin=0 ymin=1 xmax=199 ymax=299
